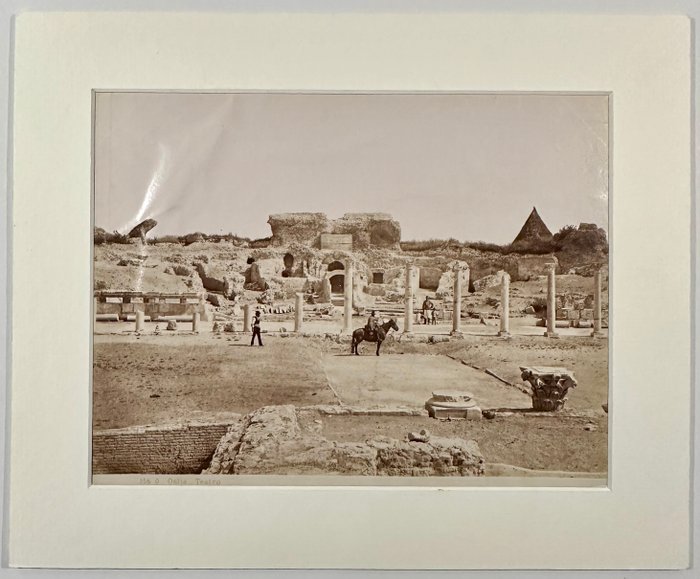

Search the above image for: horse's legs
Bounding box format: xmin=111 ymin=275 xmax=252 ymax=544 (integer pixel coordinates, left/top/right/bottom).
xmin=376 ymin=339 xmax=381 ymax=356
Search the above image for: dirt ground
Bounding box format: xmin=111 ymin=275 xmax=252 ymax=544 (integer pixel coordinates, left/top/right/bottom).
xmin=92 ymin=336 xmax=336 ymax=429
xmin=93 ymin=331 xmax=608 ymax=473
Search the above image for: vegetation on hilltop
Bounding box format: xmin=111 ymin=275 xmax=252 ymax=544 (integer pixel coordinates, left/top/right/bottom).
xmin=400 ymin=224 xmax=607 ymax=257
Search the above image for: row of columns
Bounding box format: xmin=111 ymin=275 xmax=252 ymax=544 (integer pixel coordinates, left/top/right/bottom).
xmin=111 ymin=263 xmax=604 ymax=339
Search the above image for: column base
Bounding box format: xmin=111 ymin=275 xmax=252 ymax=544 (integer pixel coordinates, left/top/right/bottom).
xmin=543 ymin=331 xmax=560 ymax=338
xmin=590 ymin=331 xmax=603 ymax=338
xmin=497 ymin=331 xmax=511 ymax=338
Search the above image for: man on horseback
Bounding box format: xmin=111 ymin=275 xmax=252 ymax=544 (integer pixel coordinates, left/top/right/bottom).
xmin=365 ymin=310 xmax=379 ymax=339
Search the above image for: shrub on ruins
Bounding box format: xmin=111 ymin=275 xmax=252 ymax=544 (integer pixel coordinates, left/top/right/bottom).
xmin=249 ymin=236 xmax=272 ymax=248
xmin=180 ymin=232 xmax=206 ymax=245
xmin=108 ymin=230 xmax=131 ymax=244
xmin=150 ymin=235 xmax=181 ymax=245
xmin=94 ymin=227 xmax=130 ymax=245
xmin=94 ymin=227 xmax=108 ymax=245
xmin=553 ymin=223 xmax=608 ymax=254
xmin=464 ymin=241 xmax=508 ymax=254
xmin=206 ymin=232 xmax=251 ymax=245
xmin=552 ymin=225 xmax=577 ymax=245
xmin=400 ymin=238 xmax=465 ymax=252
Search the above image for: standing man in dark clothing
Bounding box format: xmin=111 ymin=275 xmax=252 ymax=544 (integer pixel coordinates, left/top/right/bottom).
xmin=250 ymin=310 xmax=264 ymax=346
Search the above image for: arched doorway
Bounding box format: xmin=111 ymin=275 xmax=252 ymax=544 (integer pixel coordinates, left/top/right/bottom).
xmin=329 ymin=273 xmax=345 ymax=294
xmin=282 ymin=253 xmax=295 ymax=278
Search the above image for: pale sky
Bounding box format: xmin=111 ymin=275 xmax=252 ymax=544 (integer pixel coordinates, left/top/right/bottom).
xmin=94 ymin=92 xmax=608 ymax=244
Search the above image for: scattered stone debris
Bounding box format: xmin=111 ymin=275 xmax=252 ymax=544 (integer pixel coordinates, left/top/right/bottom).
xmin=166 ymin=320 xmax=177 ymax=331
xmin=408 ymin=429 xmax=431 ymax=443
xmin=117 ymin=258 xmax=145 ymax=267
xmin=584 ymin=423 xmax=597 ymax=432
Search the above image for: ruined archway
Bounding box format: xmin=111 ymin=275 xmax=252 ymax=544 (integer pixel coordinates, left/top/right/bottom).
xmin=327 ymin=260 xmax=345 ymax=272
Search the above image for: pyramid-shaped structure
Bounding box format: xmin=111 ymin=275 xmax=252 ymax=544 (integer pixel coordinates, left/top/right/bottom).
xmin=512 ymin=207 xmax=553 ymax=245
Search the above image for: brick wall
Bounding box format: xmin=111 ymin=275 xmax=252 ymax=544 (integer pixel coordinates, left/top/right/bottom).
xmin=92 ymin=422 xmax=233 ymax=474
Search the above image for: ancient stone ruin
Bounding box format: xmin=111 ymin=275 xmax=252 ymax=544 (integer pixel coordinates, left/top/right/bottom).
xmin=203 ymin=405 xmax=485 ymax=476
xmin=268 ymin=212 xmax=402 ymax=250
xmin=520 ymin=366 xmax=577 ymax=411
xmin=512 ymin=207 xmax=553 ymax=246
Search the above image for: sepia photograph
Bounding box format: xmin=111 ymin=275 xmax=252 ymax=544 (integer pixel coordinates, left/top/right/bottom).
xmin=92 ymin=92 xmax=609 ymax=484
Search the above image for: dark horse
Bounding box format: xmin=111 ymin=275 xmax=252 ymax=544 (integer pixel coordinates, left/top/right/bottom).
xmin=351 ymin=318 xmax=399 ymax=356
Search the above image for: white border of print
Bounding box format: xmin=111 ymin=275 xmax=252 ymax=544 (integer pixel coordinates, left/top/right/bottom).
xmin=9 ymin=13 xmax=690 ymax=569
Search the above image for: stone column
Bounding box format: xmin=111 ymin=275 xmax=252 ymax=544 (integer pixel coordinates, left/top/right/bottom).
xmin=93 ymin=297 xmax=98 ymax=330
xmin=591 ymin=268 xmax=602 ymax=337
xmin=343 ymin=260 xmax=354 ymax=333
xmin=135 ymin=310 xmax=145 ymax=332
xmin=404 ymin=263 xmax=414 ymax=334
xmin=498 ymin=273 xmax=511 ymax=337
xmin=243 ymin=304 xmax=252 ymax=333
xmin=295 ymin=292 xmax=304 ymax=333
xmin=544 ymin=265 xmax=559 ymax=338
xmin=192 ymin=312 xmax=200 ymax=333
xmin=451 ymin=264 xmax=463 ymax=336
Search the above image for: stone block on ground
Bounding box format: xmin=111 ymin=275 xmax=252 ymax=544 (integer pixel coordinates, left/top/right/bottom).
xmin=425 ymin=390 xmax=482 ymax=420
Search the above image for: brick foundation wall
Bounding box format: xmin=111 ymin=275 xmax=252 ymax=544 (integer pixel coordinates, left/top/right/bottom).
xmin=92 ymin=422 xmax=233 ymax=474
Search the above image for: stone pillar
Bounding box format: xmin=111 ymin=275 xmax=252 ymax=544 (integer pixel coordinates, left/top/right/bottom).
xmin=93 ymin=297 xmax=98 ymax=330
xmin=135 ymin=310 xmax=145 ymax=332
xmin=320 ymin=277 xmax=332 ymax=303
xmin=498 ymin=273 xmax=511 ymax=337
xmin=343 ymin=260 xmax=354 ymax=333
xmin=192 ymin=311 xmax=200 ymax=333
xmin=591 ymin=268 xmax=602 ymax=337
xmin=404 ymin=263 xmax=414 ymax=334
xmin=295 ymin=292 xmax=304 ymax=333
xmin=243 ymin=304 xmax=252 ymax=333
xmin=451 ymin=264 xmax=463 ymax=336
xmin=544 ymin=266 xmax=559 ymax=338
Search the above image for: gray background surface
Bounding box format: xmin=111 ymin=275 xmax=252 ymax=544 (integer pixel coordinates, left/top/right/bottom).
xmin=0 ymin=1 xmax=696 ymax=577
